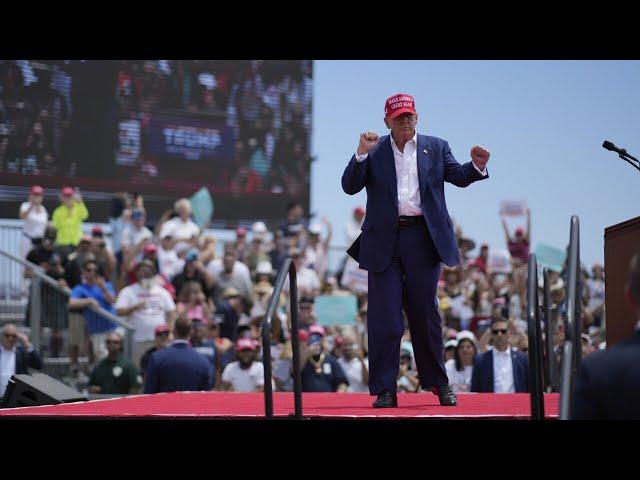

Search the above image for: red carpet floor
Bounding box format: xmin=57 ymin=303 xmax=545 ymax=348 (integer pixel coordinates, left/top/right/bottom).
xmin=0 ymin=392 xmax=559 ymax=419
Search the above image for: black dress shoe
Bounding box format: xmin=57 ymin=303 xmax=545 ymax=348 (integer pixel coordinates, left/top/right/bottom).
xmin=372 ymin=391 xmax=398 ymax=408
xmin=431 ymin=384 xmax=457 ymax=406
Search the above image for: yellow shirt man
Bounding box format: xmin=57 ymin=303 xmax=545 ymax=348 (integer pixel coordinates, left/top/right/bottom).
xmin=51 ymin=189 xmax=89 ymax=246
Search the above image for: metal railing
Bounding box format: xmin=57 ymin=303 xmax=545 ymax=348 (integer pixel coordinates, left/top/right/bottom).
xmin=542 ymin=267 xmax=557 ymax=392
xmin=559 ymin=216 xmax=581 ymax=420
xmin=261 ymin=257 xmax=302 ymax=420
xmin=0 ymin=248 xmax=135 ymax=361
xmin=526 ymin=253 xmax=545 ymax=420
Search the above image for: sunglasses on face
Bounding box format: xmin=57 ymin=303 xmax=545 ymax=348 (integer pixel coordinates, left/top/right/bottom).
xmin=106 ymin=340 xmax=121 ymax=345
xmin=4 ymin=333 xmax=17 ymax=339
xmin=492 ymin=329 xmax=508 ymax=335
xmin=156 ymin=332 xmax=169 ymax=337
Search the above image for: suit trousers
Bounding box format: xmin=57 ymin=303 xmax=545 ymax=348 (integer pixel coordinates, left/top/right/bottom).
xmin=366 ymin=221 xmax=448 ymax=395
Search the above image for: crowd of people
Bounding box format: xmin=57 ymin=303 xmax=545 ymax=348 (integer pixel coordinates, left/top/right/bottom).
xmin=6 ymin=185 xmax=607 ymax=398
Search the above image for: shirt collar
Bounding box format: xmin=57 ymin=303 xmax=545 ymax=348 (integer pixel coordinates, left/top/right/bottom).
xmin=492 ymin=347 xmax=511 ymax=356
xmin=390 ymin=130 xmax=417 ymax=152
xmin=1 ymin=344 xmax=16 ymax=354
xmin=172 ymin=339 xmax=190 ymax=345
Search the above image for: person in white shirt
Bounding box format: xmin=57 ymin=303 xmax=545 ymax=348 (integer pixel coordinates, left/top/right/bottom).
xmin=283 ymin=248 xmax=320 ymax=297
xmin=157 ymin=234 xmax=185 ymax=281
xmin=344 ymin=206 xmax=365 ymax=246
xmin=470 ymin=317 xmax=529 ymax=393
xmin=220 ymin=337 xmax=265 ymax=392
xmin=120 ymin=208 xmax=153 ymax=267
xmin=115 ymin=260 xmax=177 ymax=367
xmin=304 ymin=217 xmax=331 ymax=282
xmin=158 ymin=198 xmax=201 ymax=251
xmin=19 ymin=185 xmax=49 ymax=258
xmin=0 ymin=324 xmax=42 ymax=397
xmin=337 ymin=334 xmax=369 ymax=392
xmin=445 ymin=330 xmax=478 ymax=393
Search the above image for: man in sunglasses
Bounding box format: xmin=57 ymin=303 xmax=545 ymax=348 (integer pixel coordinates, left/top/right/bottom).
xmin=88 ymin=332 xmax=141 ymax=395
xmin=470 ymin=317 xmax=529 ymax=393
xmin=69 ymin=259 xmax=118 ymax=362
xmin=0 ymin=324 xmax=42 ymax=399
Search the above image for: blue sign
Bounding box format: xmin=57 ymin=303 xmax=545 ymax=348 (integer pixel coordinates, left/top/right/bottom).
xmin=147 ymin=115 xmax=234 ymax=162
xmin=314 ymin=295 xmax=358 ymax=326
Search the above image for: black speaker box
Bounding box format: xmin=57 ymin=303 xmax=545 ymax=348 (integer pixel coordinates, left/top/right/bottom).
xmin=1 ymin=373 xmax=87 ymax=408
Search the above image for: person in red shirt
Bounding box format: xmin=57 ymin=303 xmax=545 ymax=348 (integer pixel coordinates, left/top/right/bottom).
xmin=501 ymin=208 xmax=531 ymax=264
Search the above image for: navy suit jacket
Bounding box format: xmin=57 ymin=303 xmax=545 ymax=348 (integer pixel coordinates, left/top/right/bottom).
xmin=342 ymin=134 xmax=488 ymax=272
xmin=143 ymin=342 xmax=213 ymax=394
xmin=0 ymin=345 xmax=43 ymax=375
xmin=470 ymin=348 xmax=529 ymax=393
xmin=572 ymin=330 xmax=640 ymax=419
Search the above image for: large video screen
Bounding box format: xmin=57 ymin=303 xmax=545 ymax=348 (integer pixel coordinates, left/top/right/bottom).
xmin=0 ymin=60 xmax=312 ymax=224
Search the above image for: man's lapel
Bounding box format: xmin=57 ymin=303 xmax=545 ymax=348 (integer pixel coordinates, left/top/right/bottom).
xmin=417 ymin=135 xmax=433 ymax=201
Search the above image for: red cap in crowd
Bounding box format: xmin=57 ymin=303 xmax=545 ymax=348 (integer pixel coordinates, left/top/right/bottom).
xmin=236 ymin=337 xmax=257 ymax=352
xmin=91 ymin=226 xmax=103 ymax=236
xmin=31 ymin=185 xmax=44 ymax=195
xmin=309 ymin=324 xmax=325 ymax=337
xmin=298 ymin=329 xmax=310 ymax=342
xmin=384 ymin=93 xmax=417 ymax=119
xmin=144 ymin=244 xmax=158 ymax=255
xmin=155 ymin=325 xmax=170 ymax=336
xmin=61 ymin=186 xmax=75 ymax=197
xmin=354 ymin=206 xmax=365 ymax=216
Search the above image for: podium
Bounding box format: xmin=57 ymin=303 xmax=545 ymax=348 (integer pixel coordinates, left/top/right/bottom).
xmin=604 ymin=216 xmax=640 ymax=346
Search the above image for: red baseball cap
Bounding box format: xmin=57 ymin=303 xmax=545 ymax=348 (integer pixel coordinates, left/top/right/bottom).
xmin=236 ymin=337 xmax=257 ymax=351
xmin=384 ymin=93 xmax=417 ymax=119
xmin=155 ymin=324 xmax=170 ymax=335
xmin=31 ymin=185 xmax=44 ymax=195
xmin=61 ymin=186 xmax=75 ymax=197
xmin=309 ymin=324 xmax=326 ymax=337
xmin=144 ymin=243 xmax=158 ymax=255
xmin=91 ymin=226 xmax=103 ymax=236
xmin=354 ymin=206 xmax=365 ymax=216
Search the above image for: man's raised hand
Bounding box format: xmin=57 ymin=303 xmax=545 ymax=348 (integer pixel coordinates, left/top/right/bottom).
xmin=470 ymin=145 xmax=490 ymax=171
xmin=357 ymin=132 xmax=380 ymax=156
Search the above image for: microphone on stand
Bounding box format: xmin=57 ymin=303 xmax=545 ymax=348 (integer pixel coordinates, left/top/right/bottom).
xmin=602 ymin=140 xmax=628 ymax=156
xmin=602 ymin=140 xmax=640 ymax=174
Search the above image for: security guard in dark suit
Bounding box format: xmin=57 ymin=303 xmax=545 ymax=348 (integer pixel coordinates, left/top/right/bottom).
xmin=572 ymin=253 xmax=640 ymax=420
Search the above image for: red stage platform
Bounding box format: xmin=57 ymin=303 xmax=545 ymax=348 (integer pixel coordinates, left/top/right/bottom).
xmin=0 ymin=392 xmax=560 ymax=419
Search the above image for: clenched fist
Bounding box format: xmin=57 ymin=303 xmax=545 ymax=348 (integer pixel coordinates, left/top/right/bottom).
xmin=470 ymin=145 xmax=490 ymax=171
xmin=357 ymin=132 xmax=380 ymax=155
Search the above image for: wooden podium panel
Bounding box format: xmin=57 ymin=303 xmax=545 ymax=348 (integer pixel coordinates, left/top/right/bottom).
xmin=604 ymin=216 xmax=640 ymax=346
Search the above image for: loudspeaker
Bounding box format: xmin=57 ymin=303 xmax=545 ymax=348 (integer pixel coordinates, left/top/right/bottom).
xmin=1 ymin=373 xmax=87 ymax=408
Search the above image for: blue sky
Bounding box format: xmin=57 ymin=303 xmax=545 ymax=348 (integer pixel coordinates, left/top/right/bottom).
xmin=310 ymin=60 xmax=640 ymax=268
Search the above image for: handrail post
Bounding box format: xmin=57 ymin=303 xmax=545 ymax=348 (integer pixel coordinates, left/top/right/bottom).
xmin=526 ymin=254 xmax=544 ymax=420
xmin=542 ymin=267 xmax=556 ymax=391
xmin=30 ymin=276 xmax=42 ymax=353
xmin=289 ymin=261 xmax=302 ymax=419
xmin=559 ymin=215 xmax=581 ymax=419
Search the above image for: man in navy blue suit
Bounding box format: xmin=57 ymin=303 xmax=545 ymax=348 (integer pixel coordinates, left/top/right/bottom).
xmin=572 ymin=253 xmax=640 ymax=419
xmin=143 ymin=316 xmax=213 ymax=394
xmin=342 ymin=93 xmax=490 ymax=407
xmin=470 ymin=317 xmax=529 ymax=393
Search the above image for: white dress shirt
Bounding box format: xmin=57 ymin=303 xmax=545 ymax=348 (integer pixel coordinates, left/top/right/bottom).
xmin=492 ymin=347 xmax=515 ymax=393
xmin=0 ymin=345 xmax=17 ymax=397
xmin=355 ymin=132 xmax=487 ymax=216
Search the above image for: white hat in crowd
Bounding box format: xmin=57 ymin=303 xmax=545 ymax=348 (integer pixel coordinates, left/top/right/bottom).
xmin=256 ymin=261 xmax=273 ymax=275
xmin=308 ymin=223 xmax=322 ymax=235
xmin=456 ymin=330 xmax=478 ymax=347
xmin=252 ymin=221 xmax=267 ymax=234
xmin=444 ymin=339 xmax=458 ymax=349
